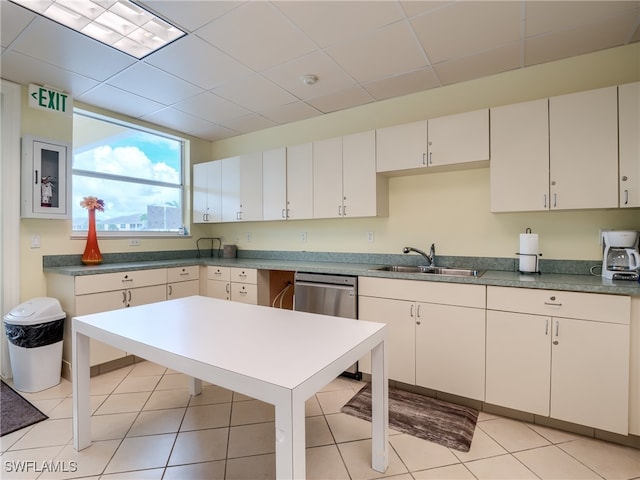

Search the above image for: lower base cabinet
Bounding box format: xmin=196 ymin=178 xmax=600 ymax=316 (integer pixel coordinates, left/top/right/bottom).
xmin=486 ymin=286 xmax=630 ymax=434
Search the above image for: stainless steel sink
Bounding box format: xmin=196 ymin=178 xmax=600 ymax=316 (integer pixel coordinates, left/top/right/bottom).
xmin=371 ymin=265 xmax=484 ymax=277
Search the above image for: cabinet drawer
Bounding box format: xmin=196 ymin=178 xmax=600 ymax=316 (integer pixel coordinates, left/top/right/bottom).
xmin=208 ymin=266 xmax=230 ymax=281
xmin=75 ymin=269 xmax=167 ymax=295
xmin=231 ymin=283 xmax=257 ymax=304
xmin=487 ymin=286 xmax=630 ymax=324
xmin=231 ymin=267 xmax=257 ymax=284
xmin=167 ymin=265 xmax=199 ymax=283
xmin=359 ymin=277 xmax=485 ymax=308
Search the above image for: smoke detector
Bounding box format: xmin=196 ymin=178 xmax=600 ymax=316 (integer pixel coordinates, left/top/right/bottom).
xmin=300 ymin=74 xmax=319 ymax=86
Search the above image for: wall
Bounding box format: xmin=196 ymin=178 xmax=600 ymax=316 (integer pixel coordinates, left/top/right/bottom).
xmin=205 ymin=44 xmax=640 ymax=261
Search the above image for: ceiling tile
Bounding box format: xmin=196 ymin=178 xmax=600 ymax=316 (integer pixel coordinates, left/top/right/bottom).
xmin=0 ymin=1 xmax=35 ymax=49
xmin=306 ymin=85 xmax=373 ymax=113
xmin=173 ymin=92 xmax=251 ymax=124
xmin=107 ymin=63 xmax=203 ymax=105
xmin=8 ymin=17 xmax=135 ymax=82
xmin=262 ymin=101 xmax=321 ymax=125
xmin=275 ymin=0 xmax=403 ymax=48
xmin=399 ymin=1 xmax=451 ymax=18
xmin=213 ymin=75 xmax=298 ymax=115
xmin=412 ymin=1 xmax=522 ymax=64
xmin=434 ymin=42 xmax=521 ymax=86
xmin=525 ymin=11 xmax=640 ymax=66
xmin=364 ymin=67 xmax=441 ymax=100
xmin=222 ymin=114 xmax=278 ymax=134
xmin=76 ymin=84 xmax=164 ymax=119
xmin=145 ymin=35 xmax=253 ymax=90
xmin=327 ymin=21 xmax=428 ymax=83
xmin=262 ymin=51 xmax=356 ymax=100
xmin=138 ymin=0 xmax=240 ymax=32
xmin=189 ymin=123 xmax=238 ymax=142
xmin=525 ymin=1 xmax=639 ymax=37
xmin=0 ymin=50 xmax=99 ymax=96
xmin=196 ymin=1 xmax=316 ymax=72
xmin=142 ymin=107 xmax=220 ymax=135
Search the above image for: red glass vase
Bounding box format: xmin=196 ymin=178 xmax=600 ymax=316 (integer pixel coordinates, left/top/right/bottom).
xmin=81 ymin=208 xmax=102 ymax=265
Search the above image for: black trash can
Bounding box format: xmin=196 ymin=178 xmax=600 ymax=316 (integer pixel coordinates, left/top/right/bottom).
xmin=4 ymin=297 xmax=65 ymax=392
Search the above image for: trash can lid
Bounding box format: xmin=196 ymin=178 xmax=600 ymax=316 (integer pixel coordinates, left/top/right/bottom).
xmin=3 ymin=297 xmax=65 ymax=325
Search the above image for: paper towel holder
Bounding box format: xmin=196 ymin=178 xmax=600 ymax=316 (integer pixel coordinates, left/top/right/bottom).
xmin=516 ymin=228 xmax=541 ymax=274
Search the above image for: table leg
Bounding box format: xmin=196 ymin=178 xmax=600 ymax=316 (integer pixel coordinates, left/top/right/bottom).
xmin=371 ymin=339 xmax=388 ymax=473
xmin=274 ymin=394 xmax=305 ymax=479
xmin=72 ymin=329 xmax=91 ymax=451
xmin=188 ymin=377 xmax=202 ymax=396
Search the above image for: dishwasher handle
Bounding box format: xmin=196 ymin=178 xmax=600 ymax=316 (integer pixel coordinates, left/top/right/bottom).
xmin=294 ymin=281 xmax=356 ymax=293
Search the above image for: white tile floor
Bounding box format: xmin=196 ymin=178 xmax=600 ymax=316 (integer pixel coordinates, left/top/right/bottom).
xmin=2 ymin=361 xmax=639 ymax=479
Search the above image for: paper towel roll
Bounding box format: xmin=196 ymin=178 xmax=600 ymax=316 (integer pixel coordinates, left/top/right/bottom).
xmin=519 ymin=233 xmax=539 ymax=272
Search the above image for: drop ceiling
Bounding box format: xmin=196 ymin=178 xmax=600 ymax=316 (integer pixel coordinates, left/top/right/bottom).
xmin=1 ymin=0 xmax=639 ymax=142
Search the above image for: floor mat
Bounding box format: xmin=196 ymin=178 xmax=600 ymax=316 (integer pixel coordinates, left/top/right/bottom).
xmin=1 ymin=380 xmax=48 ymax=436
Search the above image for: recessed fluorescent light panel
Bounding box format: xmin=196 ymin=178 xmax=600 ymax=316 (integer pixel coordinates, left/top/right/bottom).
xmin=12 ymin=0 xmax=186 ymax=59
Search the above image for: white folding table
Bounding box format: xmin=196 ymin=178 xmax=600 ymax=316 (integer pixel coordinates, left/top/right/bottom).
xmin=72 ymin=295 xmax=388 ymax=479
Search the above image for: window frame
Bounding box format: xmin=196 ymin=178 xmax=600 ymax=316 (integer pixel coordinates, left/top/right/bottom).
xmin=71 ymin=109 xmax=188 ymax=238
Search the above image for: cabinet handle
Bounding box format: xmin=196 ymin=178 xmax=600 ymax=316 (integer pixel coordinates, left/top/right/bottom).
xmin=624 ymin=189 xmax=629 ymax=205
xmin=416 ymin=304 xmax=421 ymax=318
xmin=545 ymin=319 xmax=549 ymax=335
xmin=343 ymin=205 xmax=347 ymax=216
xmin=543 ymin=194 xmax=547 ymax=208
xmin=428 ymin=152 xmax=433 ymax=165
xmin=422 ymin=153 xmax=426 ymax=165
xmin=410 ymin=304 xmax=414 ymax=317
xmin=553 ymin=320 xmax=559 ymax=345
xmin=34 ymin=170 xmax=39 ymax=185
xmin=544 ymin=301 xmax=562 ymax=307
xmin=225 ymin=283 xmax=230 ymax=293
xmin=282 ymin=208 xmax=286 ymax=219
xmin=168 ymin=285 xmax=173 ymax=296
xmin=128 ymin=290 xmax=132 ymax=303
xmin=236 ymin=211 xmax=242 ymax=221
xmin=286 ymin=208 xmax=290 ymax=218
xmin=553 ymin=193 xmax=557 ymax=208
xmin=122 ymin=275 xmax=133 ymax=283
xmin=180 ymin=271 xmax=189 ymax=277
xmin=122 ymin=291 xmax=127 ymax=304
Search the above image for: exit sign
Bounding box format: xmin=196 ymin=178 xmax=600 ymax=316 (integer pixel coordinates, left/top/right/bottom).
xmin=28 ymin=84 xmax=72 ymax=116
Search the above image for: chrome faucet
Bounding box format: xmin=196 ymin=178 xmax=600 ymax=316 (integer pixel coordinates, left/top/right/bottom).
xmin=403 ymin=243 xmax=435 ymax=266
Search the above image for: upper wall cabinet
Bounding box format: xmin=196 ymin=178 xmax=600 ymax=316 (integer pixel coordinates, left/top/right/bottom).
xmin=262 ymin=147 xmax=287 ymax=221
xmin=286 ymin=143 xmax=314 ymax=220
xmin=549 ymin=86 xmax=618 ymax=210
xmin=313 ymin=131 xmax=388 ymax=219
xmin=221 ymin=153 xmax=263 ymax=222
xmin=193 ymin=160 xmax=222 ymax=223
xmin=21 ymin=136 xmax=71 ymax=219
xmin=376 ymin=109 xmax=489 ymax=174
xmin=619 ymin=82 xmax=640 ymax=208
xmin=490 ymin=99 xmax=550 ymax=212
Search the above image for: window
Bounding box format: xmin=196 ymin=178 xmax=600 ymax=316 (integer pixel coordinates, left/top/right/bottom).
xmin=72 ymin=110 xmax=185 ymax=235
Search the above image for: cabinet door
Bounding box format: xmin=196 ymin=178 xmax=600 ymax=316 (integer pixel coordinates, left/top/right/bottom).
xmin=263 ymin=147 xmax=287 ymax=220
xmin=128 ymin=284 xmax=167 ymax=307
xmin=427 ymin=109 xmax=489 ymax=167
xmin=21 ymin=136 xmax=70 ymax=218
xmin=239 ymin=152 xmax=263 ymax=221
xmin=550 ymin=317 xmax=629 ymax=434
xmin=167 ymin=280 xmax=199 ymax=299
xmin=358 ymin=296 xmax=415 ymax=384
xmin=486 ymin=310 xmax=551 ymax=416
xmin=313 ymin=137 xmax=343 ymax=219
xmin=342 ymin=130 xmax=381 ymax=217
xmin=207 ymin=280 xmax=230 ymax=300
xmin=549 ymin=86 xmax=618 ymax=209
xmin=376 ymin=120 xmax=428 ymax=173
xmin=416 ymin=303 xmax=485 ymax=400
xmin=619 ymin=82 xmax=640 ymax=208
xmin=221 ymin=156 xmax=241 ymax=222
xmin=286 ymin=143 xmax=314 ymax=219
xmin=490 ymin=99 xmax=550 ymax=212
xmin=193 ymin=161 xmax=222 ymax=223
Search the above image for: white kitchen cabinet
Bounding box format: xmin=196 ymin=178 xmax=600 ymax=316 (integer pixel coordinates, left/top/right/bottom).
xmin=426 ymin=109 xmax=489 ymax=168
xmin=167 ymin=265 xmax=200 ymax=299
xmin=193 ymin=161 xmax=222 ymax=223
xmin=47 ymin=269 xmax=168 ymax=368
xmin=21 ymin=135 xmax=71 ymax=219
xmin=313 ymin=131 xmax=387 ymax=219
xmin=549 ymin=86 xmax=618 ymax=210
xmin=221 ymin=153 xmax=263 ymax=222
xmin=619 ymin=82 xmax=640 ymax=208
xmin=286 ymin=143 xmax=314 ymax=220
xmin=262 ymin=147 xmax=287 ymax=221
xmin=490 ymin=99 xmax=550 ymax=212
xmin=206 ymin=266 xmax=231 ymax=300
xmin=486 ymin=286 xmax=630 ymax=434
xmin=376 ymin=109 xmax=489 ymax=174
xmin=358 ymin=277 xmax=485 ymax=399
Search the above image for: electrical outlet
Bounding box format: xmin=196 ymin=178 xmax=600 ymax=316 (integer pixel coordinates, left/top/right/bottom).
xmin=367 ymin=231 xmax=375 ymax=243
xmin=30 ymin=235 xmax=41 ymax=249
xmin=300 ymin=232 xmax=307 ymax=242
xmin=246 ymin=232 xmax=252 ymax=243
xmin=129 ymin=239 xmax=140 ymax=246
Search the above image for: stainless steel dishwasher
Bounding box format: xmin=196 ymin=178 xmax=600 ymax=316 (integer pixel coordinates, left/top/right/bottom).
xmin=293 ymin=272 xmax=360 ymax=379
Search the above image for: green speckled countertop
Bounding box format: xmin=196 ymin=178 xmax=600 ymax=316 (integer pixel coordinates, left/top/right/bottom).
xmin=43 ymin=250 xmax=640 ymax=296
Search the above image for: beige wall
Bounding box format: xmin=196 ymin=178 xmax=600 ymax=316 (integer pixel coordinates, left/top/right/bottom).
xmin=15 ymin=43 xmax=640 ymax=301
xmin=204 ymin=43 xmax=640 ymax=260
